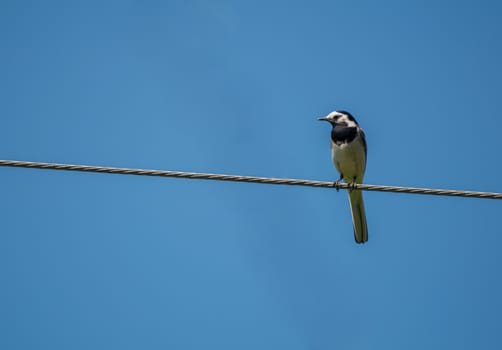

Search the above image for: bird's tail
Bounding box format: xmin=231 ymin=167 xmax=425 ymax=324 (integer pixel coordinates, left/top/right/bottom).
xmin=348 ymin=189 xmax=368 ymax=243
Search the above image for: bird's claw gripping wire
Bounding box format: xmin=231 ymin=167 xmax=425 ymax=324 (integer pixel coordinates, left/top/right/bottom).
xmin=332 ymin=174 xmax=344 ymax=192
xmin=332 ymin=180 xmax=341 ymax=191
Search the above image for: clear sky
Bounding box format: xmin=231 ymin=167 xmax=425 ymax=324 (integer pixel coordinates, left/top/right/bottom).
xmin=2 ymin=1 xmax=502 ymax=349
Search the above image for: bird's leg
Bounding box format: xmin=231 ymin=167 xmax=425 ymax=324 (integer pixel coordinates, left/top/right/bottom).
xmin=333 ymin=173 xmax=344 ymax=192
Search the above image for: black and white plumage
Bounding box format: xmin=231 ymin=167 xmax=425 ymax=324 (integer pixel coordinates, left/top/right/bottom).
xmin=319 ymin=110 xmax=368 ymax=243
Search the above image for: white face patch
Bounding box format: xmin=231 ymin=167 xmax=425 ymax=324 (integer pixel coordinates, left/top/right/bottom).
xmin=337 ymin=114 xmax=358 ymax=127
xmin=324 ymin=111 xmax=358 ymax=127
xmin=324 ymin=111 xmax=340 ymax=120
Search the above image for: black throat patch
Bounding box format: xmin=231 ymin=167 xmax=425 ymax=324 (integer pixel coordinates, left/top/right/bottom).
xmin=331 ymin=125 xmax=358 ymax=145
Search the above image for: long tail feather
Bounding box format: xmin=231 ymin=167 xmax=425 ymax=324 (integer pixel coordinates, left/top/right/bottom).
xmin=348 ymin=190 xmax=368 ymax=243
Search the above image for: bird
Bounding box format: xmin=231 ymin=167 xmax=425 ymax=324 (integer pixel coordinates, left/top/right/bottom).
xmin=318 ymin=110 xmax=368 ymax=243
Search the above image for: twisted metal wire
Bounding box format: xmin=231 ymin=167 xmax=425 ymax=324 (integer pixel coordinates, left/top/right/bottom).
xmin=1 ymin=159 xmax=501 ymax=200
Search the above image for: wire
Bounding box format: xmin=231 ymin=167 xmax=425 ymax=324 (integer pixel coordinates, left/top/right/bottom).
xmin=1 ymin=159 xmax=501 ymax=200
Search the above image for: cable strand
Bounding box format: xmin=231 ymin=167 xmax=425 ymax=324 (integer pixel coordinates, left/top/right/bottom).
xmin=1 ymin=159 xmax=501 ymax=200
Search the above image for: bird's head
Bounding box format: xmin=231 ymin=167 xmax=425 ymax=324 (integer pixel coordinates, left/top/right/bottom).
xmin=318 ymin=110 xmax=358 ymax=127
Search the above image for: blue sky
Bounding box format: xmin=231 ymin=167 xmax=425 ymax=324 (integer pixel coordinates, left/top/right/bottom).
xmin=1 ymin=1 xmax=502 ymax=349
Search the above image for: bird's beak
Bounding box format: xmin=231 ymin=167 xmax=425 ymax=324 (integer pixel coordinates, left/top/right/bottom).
xmin=318 ymin=117 xmax=328 ymax=121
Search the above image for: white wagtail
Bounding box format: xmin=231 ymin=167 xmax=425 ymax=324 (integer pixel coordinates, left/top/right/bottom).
xmin=318 ymin=110 xmax=368 ymax=243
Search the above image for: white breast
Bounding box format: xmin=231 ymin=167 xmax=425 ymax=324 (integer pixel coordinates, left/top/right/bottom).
xmin=331 ymin=133 xmax=366 ymax=183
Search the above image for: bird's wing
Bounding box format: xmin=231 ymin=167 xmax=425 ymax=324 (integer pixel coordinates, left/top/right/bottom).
xmin=359 ymin=128 xmax=367 ymax=164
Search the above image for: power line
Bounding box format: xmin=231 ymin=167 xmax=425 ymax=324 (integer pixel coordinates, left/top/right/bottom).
xmin=1 ymin=159 xmax=501 ymax=200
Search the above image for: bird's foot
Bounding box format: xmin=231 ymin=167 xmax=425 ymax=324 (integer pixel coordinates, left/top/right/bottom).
xmin=332 ymin=174 xmax=344 ymax=192
xmin=332 ymin=180 xmax=341 ymax=192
